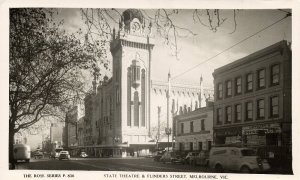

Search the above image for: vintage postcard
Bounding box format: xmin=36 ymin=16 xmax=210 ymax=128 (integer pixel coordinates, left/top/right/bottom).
xmin=0 ymin=0 xmax=299 ymax=180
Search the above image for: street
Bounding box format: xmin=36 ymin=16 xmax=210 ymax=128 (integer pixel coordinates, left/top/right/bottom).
xmin=15 ymin=157 xmax=210 ymax=172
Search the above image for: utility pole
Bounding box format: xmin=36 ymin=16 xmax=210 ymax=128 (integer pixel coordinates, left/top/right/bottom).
xmin=157 ymin=106 xmax=161 ymax=150
xmin=199 ymin=74 xmax=203 ymax=108
xmin=166 ymin=71 xmax=172 ymax=151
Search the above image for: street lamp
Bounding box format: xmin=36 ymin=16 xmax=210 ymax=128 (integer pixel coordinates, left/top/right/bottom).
xmin=165 ymin=128 xmax=172 ymax=152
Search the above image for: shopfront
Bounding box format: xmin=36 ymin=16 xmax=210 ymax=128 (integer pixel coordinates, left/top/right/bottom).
xmin=242 ymin=123 xmax=282 ymax=147
xmin=214 ymin=126 xmax=242 ymax=145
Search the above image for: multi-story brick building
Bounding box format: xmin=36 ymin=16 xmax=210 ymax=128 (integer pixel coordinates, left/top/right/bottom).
xmin=213 ymin=41 xmax=291 ymax=156
xmin=173 ymin=100 xmax=214 ymax=152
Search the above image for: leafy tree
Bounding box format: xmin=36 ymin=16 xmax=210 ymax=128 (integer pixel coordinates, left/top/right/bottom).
xmin=9 ymin=8 xmax=103 ymax=169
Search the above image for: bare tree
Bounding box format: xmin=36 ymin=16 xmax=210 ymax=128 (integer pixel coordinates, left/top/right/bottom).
xmin=80 ymin=9 xmax=239 ymax=59
xmin=9 ymin=8 xmax=104 ymax=169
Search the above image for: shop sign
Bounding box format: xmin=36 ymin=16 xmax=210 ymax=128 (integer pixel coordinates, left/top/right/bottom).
xmin=215 ymin=127 xmax=242 ymax=137
xmin=242 ymin=123 xmax=281 ymax=135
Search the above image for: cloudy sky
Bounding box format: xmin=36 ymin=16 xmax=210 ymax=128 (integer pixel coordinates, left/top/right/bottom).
xmin=54 ymin=8 xmax=291 ymax=89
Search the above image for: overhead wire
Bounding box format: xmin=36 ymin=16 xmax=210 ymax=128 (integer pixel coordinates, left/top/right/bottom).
xmin=172 ymin=13 xmax=291 ymax=80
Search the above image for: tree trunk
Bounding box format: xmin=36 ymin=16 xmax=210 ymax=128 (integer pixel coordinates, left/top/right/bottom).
xmin=9 ymin=123 xmax=15 ymax=169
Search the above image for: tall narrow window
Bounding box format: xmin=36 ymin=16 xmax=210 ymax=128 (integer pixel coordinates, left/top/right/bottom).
xmin=235 ymin=77 xmax=242 ymax=95
xmin=198 ymin=142 xmax=203 ymax=151
xmin=226 ymin=80 xmax=232 ymax=97
xmin=257 ymin=69 xmax=266 ymax=89
xmin=257 ymin=99 xmax=265 ymax=119
xmin=235 ymin=104 xmax=242 ymax=122
xmin=141 ymin=69 xmax=146 ymax=127
xmin=179 ymin=143 xmax=184 ymax=151
xmin=181 ymin=123 xmax=184 ymax=134
xmin=217 ymin=83 xmax=223 ymax=99
xmin=270 ymin=96 xmax=279 ymax=117
xmin=246 ymin=73 xmax=253 ymax=92
xmin=190 ymin=121 xmax=194 ymax=133
xmin=134 ymin=91 xmax=140 ymax=126
xmin=132 ymin=67 xmax=136 ymax=81
xmin=137 ymin=66 xmax=140 ymax=80
xmin=190 ymin=142 xmax=193 ymax=151
xmin=271 ymin=64 xmax=280 ymax=86
xmin=217 ymin=108 xmax=222 ymax=124
xmin=201 ymin=119 xmax=205 ymax=131
xmin=226 ymin=106 xmax=232 ymax=123
xmin=127 ymin=68 xmax=131 ymax=126
xmin=245 ymin=101 xmax=253 ymax=121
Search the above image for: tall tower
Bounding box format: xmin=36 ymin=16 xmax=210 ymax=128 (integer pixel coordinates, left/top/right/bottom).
xmin=110 ymin=9 xmax=154 ymax=146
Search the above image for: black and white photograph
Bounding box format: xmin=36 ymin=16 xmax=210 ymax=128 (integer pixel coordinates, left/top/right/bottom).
xmin=1 ymin=0 xmax=299 ymax=180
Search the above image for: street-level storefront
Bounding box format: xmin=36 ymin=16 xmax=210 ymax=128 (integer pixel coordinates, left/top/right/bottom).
xmin=214 ymin=122 xmax=292 ymax=172
xmin=242 ymin=123 xmax=282 ymax=147
xmin=242 ymin=122 xmax=292 ymax=170
xmin=214 ymin=126 xmax=242 ymax=145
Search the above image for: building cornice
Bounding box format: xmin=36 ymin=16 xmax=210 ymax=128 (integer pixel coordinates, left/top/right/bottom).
xmin=213 ymin=40 xmax=291 ymax=77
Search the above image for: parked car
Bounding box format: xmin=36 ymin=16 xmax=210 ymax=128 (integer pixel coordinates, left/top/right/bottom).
xmin=190 ymin=150 xmax=209 ymax=166
xmin=153 ymin=150 xmax=165 ymax=162
xmin=80 ymin=152 xmax=88 ymax=158
xmin=50 ymin=147 xmax=63 ymax=159
xmin=184 ymin=152 xmax=200 ymax=165
xmin=33 ymin=150 xmax=43 ymax=159
xmin=13 ymin=144 xmax=31 ymax=163
xmin=160 ymin=151 xmax=185 ymax=164
xmin=58 ymin=151 xmax=70 ymax=160
xmin=208 ymin=147 xmax=270 ymax=173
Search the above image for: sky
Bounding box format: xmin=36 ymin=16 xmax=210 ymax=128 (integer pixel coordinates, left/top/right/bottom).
xmin=54 ymin=8 xmax=291 ymax=89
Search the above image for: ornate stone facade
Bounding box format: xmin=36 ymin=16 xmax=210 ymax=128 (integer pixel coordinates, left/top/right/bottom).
xmin=76 ymin=9 xmax=214 ymax=157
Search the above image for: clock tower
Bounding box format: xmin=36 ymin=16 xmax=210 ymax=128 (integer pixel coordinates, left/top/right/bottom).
xmin=110 ymin=9 xmax=155 ymax=151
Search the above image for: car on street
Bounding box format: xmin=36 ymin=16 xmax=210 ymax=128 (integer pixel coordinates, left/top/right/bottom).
xmin=80 ymin=152 xmax=88 ymax=158
xmin=160 ymin=151 xmax=185 ymax=164
xmin=13 ymin=144 xmax=31 ymax=163
xmin=153 ymin=150 xmax=165 ymax=162
xmin=190 ymin=150 xmax=209 ymax=166
xmin=58 ymin=151 xmax=70 ymax=160
xmin=33 ymin=150 xmax=43 ymax=159
xmin=184 ymin=152 xmax=200 ymax=165
xmin=208 ymin=147 xmax=270 ymax=173
xmin=50 ymin=147 xmax=63 ymax=159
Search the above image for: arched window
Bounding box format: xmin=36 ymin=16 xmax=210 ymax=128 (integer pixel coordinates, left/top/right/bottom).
xmin=131 ymin=60 xmax=141 ymax=89
xmin=134 ymin=91 xmax=140 ymax=126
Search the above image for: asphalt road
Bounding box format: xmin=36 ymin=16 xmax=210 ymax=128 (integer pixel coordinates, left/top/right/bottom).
xmin=14 ymin=157 xmax=291 ymax=174
xmin=15 ymin=157 xmax=210 ymax=172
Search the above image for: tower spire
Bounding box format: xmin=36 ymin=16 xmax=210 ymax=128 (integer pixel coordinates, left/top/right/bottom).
xmin=199 ymin=74 xmax=203 ymax=108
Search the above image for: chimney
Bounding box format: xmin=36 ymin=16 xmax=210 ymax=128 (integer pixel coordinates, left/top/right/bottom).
xmin=206 ymin=99 xmax=214 ymax=107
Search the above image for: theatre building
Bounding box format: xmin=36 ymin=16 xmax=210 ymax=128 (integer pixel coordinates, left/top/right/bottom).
xmin=212 ymin=41 xmax=291 ymax=155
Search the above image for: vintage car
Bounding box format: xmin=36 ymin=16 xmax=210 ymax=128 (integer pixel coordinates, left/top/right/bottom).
xmin=160 ymin=151 xmax=185 ymax=164
xmin=58 ymin=151 xmax=70 ymax=160
xmin=190 ymin=150 xmax=209 ymax=166
xmin=208 ymin=147 xmax=270 ymax=173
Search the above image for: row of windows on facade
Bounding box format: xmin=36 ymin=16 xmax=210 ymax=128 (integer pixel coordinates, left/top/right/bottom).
xmin=178 ymin=141 xmax=212 ymax=151
xmin=179 ymin=120 xmax=206 ymax=134
xmin=216 ymin=95 xmax=279 ymax=124
xmin=217 ymin=64 xmax=280 ymax=100
xmin=95 ymin=117 xmax=113 ymax=130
